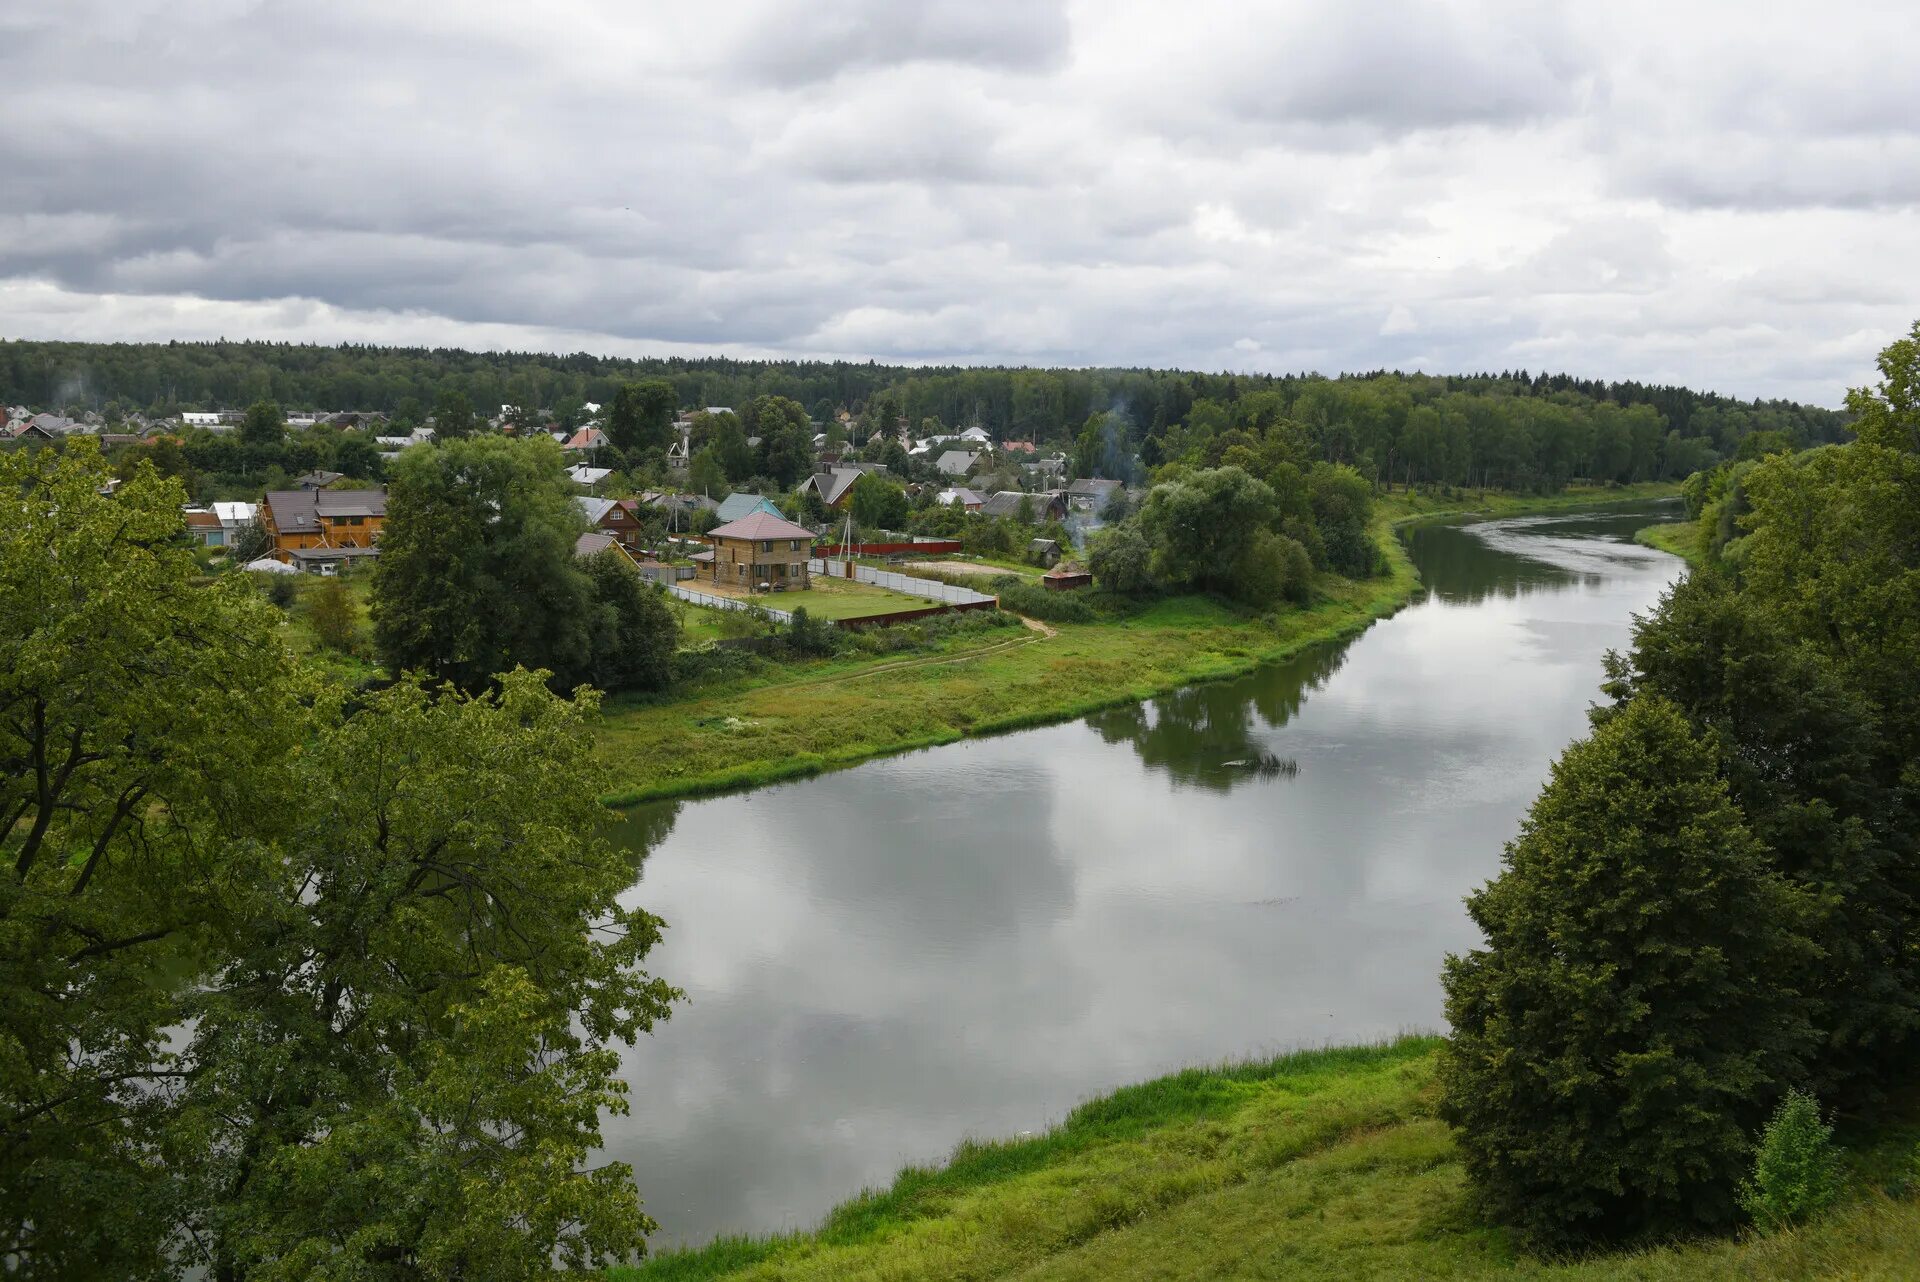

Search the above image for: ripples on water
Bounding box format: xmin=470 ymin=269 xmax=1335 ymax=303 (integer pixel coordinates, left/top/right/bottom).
xmin=604 ymin=500 xmax=1686 ymax=1246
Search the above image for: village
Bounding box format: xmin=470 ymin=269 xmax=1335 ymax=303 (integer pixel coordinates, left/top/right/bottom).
xmin=4 ymin=397 xmax=1123 ymax=637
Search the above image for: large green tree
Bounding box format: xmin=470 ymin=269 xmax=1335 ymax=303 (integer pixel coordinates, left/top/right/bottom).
xmin=1 ymin=442 xmax=298 ymax=1279
xmin=2 ymin=442 xmax=681 ymax=1279
xmin=239 ymin=399 xmax=285 ymax=446
xmin=746 ymin=396 xmax=815 ymax=488
xmin=431 ymin=389 xmax=478 ymax=440
xmin=178 ymin=673 xmax=678 ymax=1281
xmin=1135 ymin=466 xmax=1276 ymax=595
xmin=582 ymin=551 xmax=678 ymax=694
xmin=607 ymin=380 xmax=676 ymax=456
xmin=1440 ymin=696 xmax=1816 ymax=1246
xmin=373 ymin=436 xmax=597 ymax=690
xmin=847 ymin=472 xmax=908 ymax=530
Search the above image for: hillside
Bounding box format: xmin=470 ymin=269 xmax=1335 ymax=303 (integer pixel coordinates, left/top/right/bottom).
xmin=620 ymin=1039 xmax=1920 ymax=1282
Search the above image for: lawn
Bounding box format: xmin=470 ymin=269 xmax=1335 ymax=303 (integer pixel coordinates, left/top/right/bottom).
xmin=778 ymin=574 xmax=945 ymax=620
xmin=617 ymin=1037 xmax=1920 ymax=1282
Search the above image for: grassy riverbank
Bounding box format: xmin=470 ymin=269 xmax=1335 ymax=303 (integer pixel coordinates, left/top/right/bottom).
xmin=620 ymin=1037 xmax=1920 ymax=1281
xmin=1634 ymin=520 xmax=1705 ymax=567
xmin=594 ymin=483 xmax=1681 ymax=806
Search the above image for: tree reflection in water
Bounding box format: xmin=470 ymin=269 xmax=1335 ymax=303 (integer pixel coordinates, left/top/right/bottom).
xmin=1085 ymin=641 xmax=1348 ymax=792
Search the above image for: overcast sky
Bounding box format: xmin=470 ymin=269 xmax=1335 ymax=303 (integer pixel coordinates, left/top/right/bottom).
xmin=3 ymin=1 xmax=1914 ymax=405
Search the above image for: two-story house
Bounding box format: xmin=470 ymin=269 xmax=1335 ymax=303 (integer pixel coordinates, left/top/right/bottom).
xmin=262 ymin=487 xmax=389 ymax=563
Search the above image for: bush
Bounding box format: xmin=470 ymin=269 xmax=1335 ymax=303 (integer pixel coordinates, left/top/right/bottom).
xmin=1741 ymin=1090 xmax=1842 ymax=1231
xmin=670 ymin=645 xmax=762 ymax=685
xmin=305 ymin=576 xmax=359 ymax=654
xmin=993 ymin=580 xmax=1096 ymax=624
xmin=784 ymin=607 xmax=841 ymax=658
xmin=1231 ymin=529 xmax=1313 ymax=606
xmin=253 ymin=571 xmax=299 ymax=608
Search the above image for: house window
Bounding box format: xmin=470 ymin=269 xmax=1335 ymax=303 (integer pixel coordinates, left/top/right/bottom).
xmin=761 ymin=540 xmax=772 ymax=552
xmin=610 ymin=509 xmax=623 ymax=520
xmin=790 ymin=540 xmax=802 ymax=551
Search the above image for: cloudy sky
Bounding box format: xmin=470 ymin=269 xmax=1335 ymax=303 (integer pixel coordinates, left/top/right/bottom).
xmin=3 ymin=0 xmax=1914 ymax=405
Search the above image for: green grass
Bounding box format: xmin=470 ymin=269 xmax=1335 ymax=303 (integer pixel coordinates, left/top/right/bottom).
xmin=616 ymin=1037 xmax=1920 ymax=1282
xmin=272 ymin=571 xmax=383 ymax=685
xmin=776 ymin=575 xmax=944 ymax=620
xmin=1634 ymin=521 xmax=1705 ymax=568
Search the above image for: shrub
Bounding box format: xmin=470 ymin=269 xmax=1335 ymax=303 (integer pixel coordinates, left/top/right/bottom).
xmin=305 ymin=576 xmax=359 ymax=654
xmin=253 ymin=571 xmax=299 ymax=608
xmin=1741 ymin=1090 xmax=1842 ymax=1231
xmin=993 ymin=580 xmax=1095 ymax=624
xmin=784 ymin=607 xmax=841 ymax=658
xmin=670 ymin=645 xmax=762 ymax=685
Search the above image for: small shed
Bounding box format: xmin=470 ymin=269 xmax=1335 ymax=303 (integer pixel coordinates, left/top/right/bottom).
xmin=1043 ymin=561 xmax=1092 ymax=591
xmin=1027 ymin=537 xmax=1063 ymax=568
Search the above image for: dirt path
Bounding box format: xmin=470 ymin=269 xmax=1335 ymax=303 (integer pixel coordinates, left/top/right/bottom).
xmin=1017 ymin=615 xmax=1057 ymax=638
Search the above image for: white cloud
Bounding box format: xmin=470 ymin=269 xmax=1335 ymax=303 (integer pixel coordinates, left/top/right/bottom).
xmin=1 ymin=0 xmax=1915 ymax=405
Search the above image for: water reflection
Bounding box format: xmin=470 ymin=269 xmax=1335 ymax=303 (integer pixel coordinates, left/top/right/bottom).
xmin=605 ymin=501 xmax=1685 ymax=1247
xmin=1086 ymin=640 xmax=1347 ymax=792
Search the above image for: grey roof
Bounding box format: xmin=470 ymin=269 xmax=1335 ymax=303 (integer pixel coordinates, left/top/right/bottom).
xmin=1029 ymin=537 xmax=1061 ymax=554
xmin=264 ymin=490 xmax=319 ymax=533
xmin=575 ymin=496 xmax=617 ymax=525
xmin=979 ymin=490 xmax=1033 ymax=519
xmin=716 ymin=492 xmax=784 ymax=522
xmin=265 ymin=487 xmax=387 ymax=532
xmin=314 ymin=488 xmax=387 ymax=517
xmin=293 ymin=470 xmax=344 ymax=489
xmin=802 ymin=468 xmax=863 ymax=505
xmin=934 ymin=450 xmax=979 ymax=477
xmin=574 ymin=531 xmax=620 ymax=559
xmin=1066 ymin=477 xmax=1123 ymax=497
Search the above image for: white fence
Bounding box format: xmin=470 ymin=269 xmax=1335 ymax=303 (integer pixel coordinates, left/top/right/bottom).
xmin=665 ymin=582 xmax=794 ymax=623
xmin=807 ymin=559 xmax=996 ymax=606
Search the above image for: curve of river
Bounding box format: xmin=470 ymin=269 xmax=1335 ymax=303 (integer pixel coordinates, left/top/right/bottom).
xmin=604 ymin=501 xmax=1684 ymax=1248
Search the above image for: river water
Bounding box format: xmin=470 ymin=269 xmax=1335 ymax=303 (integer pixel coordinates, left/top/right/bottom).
xmin=604 ymin=502 xmax=1684 ymax=1248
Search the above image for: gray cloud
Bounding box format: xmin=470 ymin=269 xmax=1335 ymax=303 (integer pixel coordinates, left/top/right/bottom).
xmin=727 ymin=0 xmax=1071 ymax=86
xmin=0 ymin=0 xmax=1915 ymax=406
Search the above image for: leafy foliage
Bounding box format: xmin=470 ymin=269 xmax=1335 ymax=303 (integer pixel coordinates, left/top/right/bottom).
xmin=583 ymin=551 xmax=679 ymax=694
xmin=1440 ymin=695 xmax=1817 ymax=1246
xmin=1741 ymin=1090 xmax=1842 ymax=1232
xmin=2 ymin=443 xmax=680 ymax=1277
xmin=373 ymin=436 xmax=597 ymax=691
xmin=846 ymin=472 xmax=908 ymax=530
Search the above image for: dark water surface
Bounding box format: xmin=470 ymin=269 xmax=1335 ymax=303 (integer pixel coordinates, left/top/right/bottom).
xmin=604 ymin=502 xmax=1684 ymax=1247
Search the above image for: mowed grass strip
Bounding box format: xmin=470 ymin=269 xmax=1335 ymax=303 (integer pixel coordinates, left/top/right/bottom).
xmin=618 ymin=1035 xmax=1920 ymax=1282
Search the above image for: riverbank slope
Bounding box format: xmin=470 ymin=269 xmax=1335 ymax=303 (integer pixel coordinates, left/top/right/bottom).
xmin=619 ymin=1037 xmax=1920 ymax=1281
xmin=595 ymin=483 xmax=1682 ymax=805
xmin=1634 ymin=519 xmax=1705 ymax=567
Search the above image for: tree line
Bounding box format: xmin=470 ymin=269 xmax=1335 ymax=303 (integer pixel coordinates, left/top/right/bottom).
xmin=6 ymin=339 xmax=1848 ymax=489
xmin=1439 ymin=320 xmax=1920 ymax=1246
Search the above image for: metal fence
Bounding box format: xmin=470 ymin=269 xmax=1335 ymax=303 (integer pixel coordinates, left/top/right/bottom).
xmin=665 ymin=582 xmax=794 ymax=624
xmin=807 ymin=559 xmax=995 ymax=606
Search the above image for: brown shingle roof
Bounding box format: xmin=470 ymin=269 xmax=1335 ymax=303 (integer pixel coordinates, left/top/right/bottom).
xmin=707 ymin=511 xmax=815 ymax=542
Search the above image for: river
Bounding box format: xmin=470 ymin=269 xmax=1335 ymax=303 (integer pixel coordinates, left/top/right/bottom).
xmin=604 ymin=501 xmax=1684 ymax=1248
